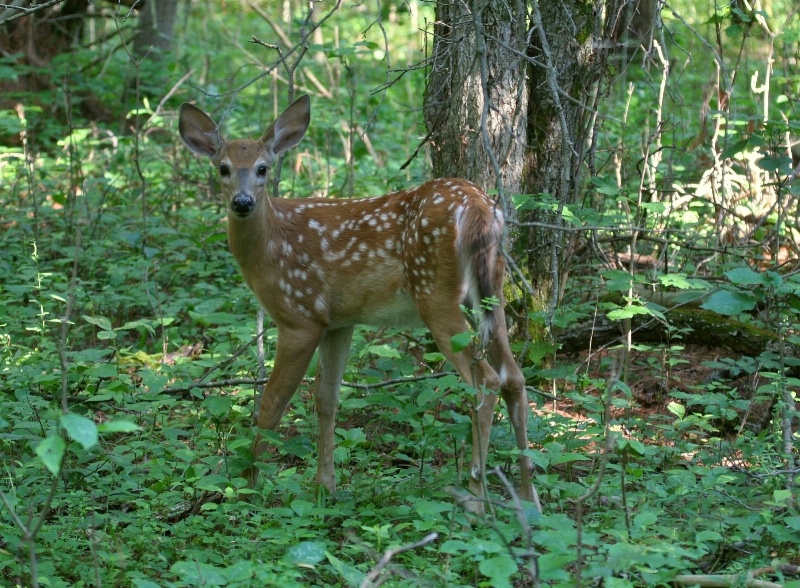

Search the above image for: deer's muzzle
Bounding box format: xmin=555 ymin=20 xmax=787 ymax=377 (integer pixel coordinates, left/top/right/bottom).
xmin=231 ymin=193 xmax=255 ymax=217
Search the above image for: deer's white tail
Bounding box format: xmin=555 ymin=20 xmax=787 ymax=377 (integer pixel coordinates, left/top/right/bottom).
xmin=456 ymin=201 xmax=505 ymax=348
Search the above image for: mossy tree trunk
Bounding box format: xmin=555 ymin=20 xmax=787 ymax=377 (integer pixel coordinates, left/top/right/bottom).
xmin=424 ymin=0 xmax=528 ymax=197
xmin=424 ymin=0 xmax=619 ymax=337
xmin=522 ymin=0 xmax=617 ymax=323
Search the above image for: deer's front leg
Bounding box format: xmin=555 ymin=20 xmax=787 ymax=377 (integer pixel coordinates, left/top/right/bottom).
xmin=314 ymin=326 xmax=354 ymax=494
xmin=252 ymin=325 xmax=323 ymax=466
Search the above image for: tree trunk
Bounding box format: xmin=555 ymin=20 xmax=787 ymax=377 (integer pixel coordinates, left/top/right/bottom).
xmin=522 ymin=0 xmax=616 ymax=318
xmin=423 ymin=0 xmax=528 ymax=196
xmin=423 ymin=0 xmax=617 ymax=341
xmin=134 ymin=0 xmax=178 ymax=60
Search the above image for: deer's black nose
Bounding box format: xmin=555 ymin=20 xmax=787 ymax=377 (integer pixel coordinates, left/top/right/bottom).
xmin=231 ymin=193 xmax=255 ymax=217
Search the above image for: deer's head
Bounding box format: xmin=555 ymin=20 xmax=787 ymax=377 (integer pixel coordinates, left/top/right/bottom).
xmin=178 ymin=95 xmax=311 ymax=218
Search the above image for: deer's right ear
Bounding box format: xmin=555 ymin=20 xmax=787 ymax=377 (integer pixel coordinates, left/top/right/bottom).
xmin=261 ymin=94 xmax=311 ymax=156
xmin=179 ymin=103 xmax=223 ymax=157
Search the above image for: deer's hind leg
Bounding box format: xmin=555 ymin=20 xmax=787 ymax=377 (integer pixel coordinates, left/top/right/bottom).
xmin=417 ymin=297 xmax=501 ymax=514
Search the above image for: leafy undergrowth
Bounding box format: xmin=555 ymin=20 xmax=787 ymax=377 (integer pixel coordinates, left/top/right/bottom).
xmin=2 ymin=198 xmax=799 ymax=587
xmin=1 ymin=108 xmax=798 ymax=588
xmin=2 ymin=2 xmax=800 ymax=586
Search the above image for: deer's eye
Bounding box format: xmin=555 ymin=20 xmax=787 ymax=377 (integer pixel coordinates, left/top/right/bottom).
xmin=256 ymin=164 xmax=268 ymax=177
xmin=219 ymin=163 xmax=231 ymax=177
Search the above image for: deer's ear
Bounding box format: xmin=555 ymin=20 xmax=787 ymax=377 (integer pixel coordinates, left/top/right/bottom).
xmin=179 ymin=103 xmax=223 ymax=157
xmin=261 ymin=94 xmax=310 ymax=156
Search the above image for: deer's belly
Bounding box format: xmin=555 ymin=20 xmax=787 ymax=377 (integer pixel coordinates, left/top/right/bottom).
xmin=335 ymin=288 xmax=423 ymax=329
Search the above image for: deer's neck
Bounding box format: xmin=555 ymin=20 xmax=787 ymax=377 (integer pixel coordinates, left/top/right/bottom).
xmin=226 ymin=195 xmax=282 ymax=286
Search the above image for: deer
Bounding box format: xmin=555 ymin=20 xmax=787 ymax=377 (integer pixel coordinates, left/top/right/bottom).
xmin=178 ymin=94 xmax=536 ymax=513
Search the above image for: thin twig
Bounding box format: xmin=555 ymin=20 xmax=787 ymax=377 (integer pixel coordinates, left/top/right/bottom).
xmin=360 ymin=532 xmax=439 ymax=588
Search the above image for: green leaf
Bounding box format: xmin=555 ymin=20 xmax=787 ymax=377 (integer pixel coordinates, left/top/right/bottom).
xmin=607 ymin=305 xmax=651 ymax=320
xmin=35 ymin=435 xmax=66 ymax=475
xmin=61 ymin=413 xmax=98 ymax=450
xmin=119 ymin=318 xmax=157 ymax=335
xmin=326 ymin=552 xmax=365 ymax=586
xmin=97 ymin=420 xmax=142 ymax=433
xmin=188 ymin=310 xmax=244 ymax=325
xmin=479 ymin=555 xmax=517 ymax=587
xmin=367 ymin=344 xmax=401 ymax=359
xmin=86 ymin=363 xmax=118 ymax=378
xmin=591 ymin=175 xmax=621 ymax=196
xmin=512 ymin=193 xmax=534 ymax=210
xmin=450 ymin=331 xmax=472 ymax=353
xmin=667 ymin=401 xmax=685 ymax=419
xmin=699 ymin=289 xmax=757 ymax=315
xmin=756 ymin=155 xmax=792 ymax=173
xmin=414 ymin=500 xmax=454 ymax=517
xmin=204 ymin=395 xmax=233 ymax=418
xmin=170 ymin=562 xmax=226 ymax=585
xmin=549 ymin=453 xmax=590 ymax=465
xmin=773 ymin=489 xmax=793 ymax=505
xmin=601 ymin=270 xmax=633 ymax=292
xmin=641 ymin=201 xmax=666 ymax=214
xmin=725 ymin=267 xmax=765 ymax=285
xmin=659 ymin=273 xmax=709 ymax=290
xmin=285 ymin=541 xmax=326 ymax=566
xmin=719 ymin=138 xmax=751 ymax=160
xmin=83 ymin=315 xmax=113 ymax=331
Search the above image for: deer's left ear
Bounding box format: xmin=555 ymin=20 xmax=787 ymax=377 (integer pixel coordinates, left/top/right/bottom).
xmin=261 ymin=94 xmax=310 ymax=155
xmin=179 ymin=103 xmax=223 ymax=157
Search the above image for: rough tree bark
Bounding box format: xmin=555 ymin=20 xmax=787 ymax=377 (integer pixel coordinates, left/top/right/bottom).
xmin=424 ymin=0 xmax=618 ymax=331
xmin=133 ymin=0 xmax=179 ymax=60
xmin=523 ymin=0 xmax=615 ymax=317
xmin=423 ymin=0 xmax=528 ymax=197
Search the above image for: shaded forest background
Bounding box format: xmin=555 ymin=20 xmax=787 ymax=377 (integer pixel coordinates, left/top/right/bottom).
xmin=1 ymin=1 xmax=799 ymax=587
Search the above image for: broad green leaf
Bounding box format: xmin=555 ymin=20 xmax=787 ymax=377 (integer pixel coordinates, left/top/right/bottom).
xmin=719 ymin=138 xmax=751 ymax=160
xmin=83 ymin=315 xmax=112 ymax=331
xmin=479 ymin=555 xmax=517 ymax=587
xmin=633 ymin=511 xmax=658 ymax=529
xmin=591 ymin=175 xmax=621 ymax=196
xmin=450 ymin=331 xmax=472 ymax=353
xmin=561 ymin=205 xmax=581 ymax=227
xmin=188 ymin=310 xmax=244 ymax=325
xmin=130 ymin=580 xmax=161 ymax=588
xmin=550 ymin=453 xmax=590 ymax=465
xmin=725 ymin=267 xmax=765 ymax=285
xmin=601 ymin=269 xmax=634 ymax=292
xmin=97 ymin=420 xmax=142 ymax=433
xmin=203 ymin=395 xmax=233 ymax=418
xmin=170 ymin=562 xmax=225 ymax=585
xmin=667 ymin=401 xmax=685 ymax=419
xmin=659 ymin=273 xmax=709 ymax=290
xmin=641 ymin=201 xmax=666 ymax=214
xmin=699 ymin=289 xmax=757 ymax=315
xmin=512 ymin=192 xmax=534 ymax=210
xmin=773 ymin=489 xmax=793 ymax=504
xmin=756 ymin=155 xmax=792 ymax=173
xmin=414 ymin=500 xmax=454 ymax=517
xmin=86 ymin=363 xmax=118 ymax=378
xmin=285 ymin=541 xmax=326 ymax=566
xmin=367 ymin=344 xmax=401 ymax=359
xmin=291 ymin=499 xmax=316 ymax=517
xmin=35 ymin=435 xmax=65 ymax=475
xmin=607 ymin=305 xmax=651 ymax=320
xmin=119 ymin=318 xmax=157 ymax=335
xmin=326 ymin=552 xmax=365 ymax=586
xmin=61 ymin=413 xmax=98 ymax=450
